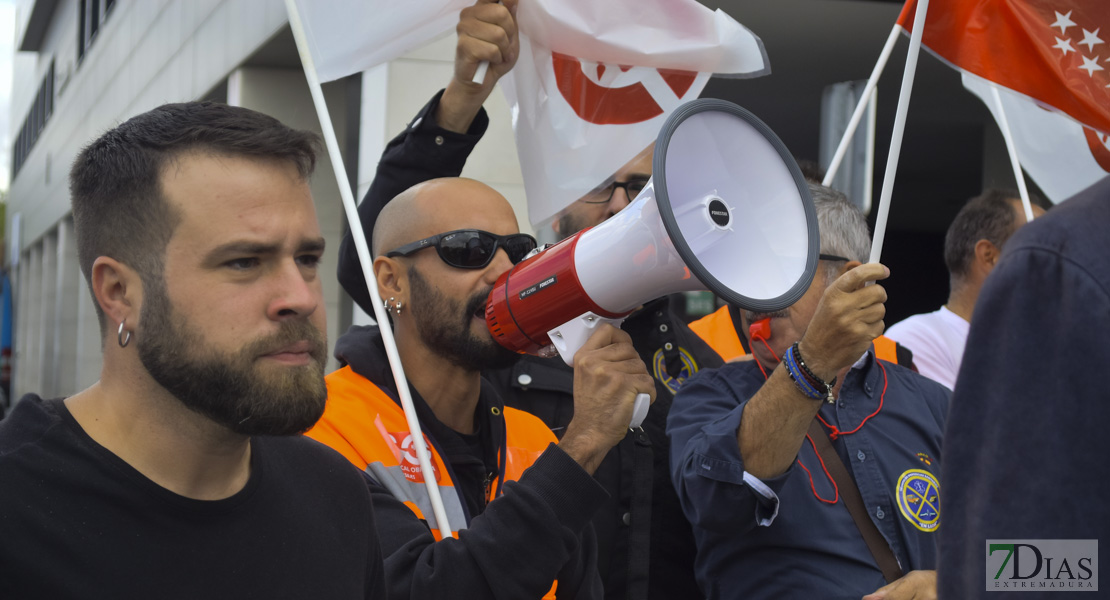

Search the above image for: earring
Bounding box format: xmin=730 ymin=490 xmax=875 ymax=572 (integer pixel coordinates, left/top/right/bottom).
xmin=383 ymin=297 xmax=403 ymax=316
xmin=118 ymin=320 xmax=132 ymax=348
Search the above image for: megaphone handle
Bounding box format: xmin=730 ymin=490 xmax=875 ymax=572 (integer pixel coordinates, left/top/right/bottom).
xmin=548 ymin=313 xmax=651 ymax=429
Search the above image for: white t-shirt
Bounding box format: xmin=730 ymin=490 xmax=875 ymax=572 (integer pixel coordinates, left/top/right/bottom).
xmin=885 ymin=306 xmax=969 ymax=390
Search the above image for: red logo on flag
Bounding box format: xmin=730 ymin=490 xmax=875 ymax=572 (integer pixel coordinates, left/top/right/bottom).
xmin=551 ymin=52 xmax=698 ymax=125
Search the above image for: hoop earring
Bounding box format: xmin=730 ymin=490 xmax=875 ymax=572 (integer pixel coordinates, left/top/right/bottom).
xmin=118 ymin=320 xmax=132 ymax=348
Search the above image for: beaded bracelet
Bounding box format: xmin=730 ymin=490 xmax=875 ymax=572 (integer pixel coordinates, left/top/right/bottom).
xmin=787 ymin=342 xmax=836 ymax=403
xmin=783 ymin=344 xmax=824 ymax=401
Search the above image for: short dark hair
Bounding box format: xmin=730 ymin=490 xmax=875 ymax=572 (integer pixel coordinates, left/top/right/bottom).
xmin=943 ymin=188 xmax=1048 ymax=279
xmin=69 ymin=101 xmax=321 ymax=331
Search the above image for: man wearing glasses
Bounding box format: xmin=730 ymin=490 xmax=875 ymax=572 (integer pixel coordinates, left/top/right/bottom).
xmin=312 ymin=177 xmax=655 ymax=598
xmin=334 ymin=2 xmax=719 ymax=598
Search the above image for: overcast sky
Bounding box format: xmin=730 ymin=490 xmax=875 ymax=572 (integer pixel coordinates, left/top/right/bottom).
xmin=0 ymin=0 xmax=15 ymax=191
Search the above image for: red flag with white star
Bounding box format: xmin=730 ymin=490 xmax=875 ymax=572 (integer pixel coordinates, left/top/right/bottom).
xmin=898 ymin=0 xmax=1108 ymax=134
xmin=899 ymin=0 xmax=1109 ymax=201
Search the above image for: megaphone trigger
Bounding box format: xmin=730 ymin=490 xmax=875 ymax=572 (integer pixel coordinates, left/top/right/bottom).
xmin=630 ymin=393 xmax=651 ymax=430
xmin=548 ymin=313 xmax=649 ymax=429
xmin=547 ymin=312 xmax=627 ymax=367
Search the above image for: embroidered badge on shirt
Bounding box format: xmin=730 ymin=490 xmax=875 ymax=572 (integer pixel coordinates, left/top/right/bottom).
xmin=896 ymin=468 xmax=940 ymax=532
xmin=652 ymin=346 xmax=698 ymax=394
xmin=916 ymin=452 xmax=933 ymax=466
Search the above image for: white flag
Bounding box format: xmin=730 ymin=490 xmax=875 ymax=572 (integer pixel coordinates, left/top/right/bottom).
xmin=291 ymin=0 xmax=471 ymax=83
xmin=503 ymin=0 xmax=769 ymax=226
xmin=289 ymin=0 xmax=770 ymax=224
xmin=963 ymin=72 xmax=1110 ymax=204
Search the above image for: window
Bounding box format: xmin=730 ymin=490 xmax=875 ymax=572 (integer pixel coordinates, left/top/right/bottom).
xmin=12 ymin=62 xmax=55 ymax=178
xmin=77 ymin=0 xmax=114 ymax=62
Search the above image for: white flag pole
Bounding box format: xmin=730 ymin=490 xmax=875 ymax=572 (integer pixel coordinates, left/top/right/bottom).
xmin=989 ymin=84 xmax=1036 ymax=222
xmin=822 ymin=24 xmax=902 ymax=188
xmin=869 ymin=0 xmax=930 ymax=264
xmin=285 ymin=0 xmax=454 ymax=540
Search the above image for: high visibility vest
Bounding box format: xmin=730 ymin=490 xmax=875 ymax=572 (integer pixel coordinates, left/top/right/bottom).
xmin=689 ymin=306 xmax=748 ymax=362
xmin=310 ymin=366 xmax=559 ymax=598
xmin=690 ymin=305 xmax=901 ymax=364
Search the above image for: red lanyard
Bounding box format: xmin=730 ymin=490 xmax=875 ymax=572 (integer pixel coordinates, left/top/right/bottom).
xmin=752 ymin=339 xmax=889 ymax=504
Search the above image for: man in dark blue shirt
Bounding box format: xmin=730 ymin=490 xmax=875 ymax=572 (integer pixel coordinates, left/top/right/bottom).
xmin=669 ymin=185 xmax=950 ymax=599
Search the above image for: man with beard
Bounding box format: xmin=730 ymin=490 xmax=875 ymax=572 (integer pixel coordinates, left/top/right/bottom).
xmin=309 ymin=177 xmax=655 ymax=599
xmin=668 ymin=185 xmax=949 ymax=600
xmin=0 ymin=102 xmax=386 ymax=599
xmin=333 ymin=2 xmax=719 ymax=598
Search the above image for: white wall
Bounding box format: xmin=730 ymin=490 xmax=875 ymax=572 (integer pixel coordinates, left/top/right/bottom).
xmin=351 ymin=33 xmax=527 ymax=325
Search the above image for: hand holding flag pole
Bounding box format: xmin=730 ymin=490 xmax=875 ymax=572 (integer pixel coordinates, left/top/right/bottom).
xmin=467 ymin=0 xmax=510 ymax=84
xmin=284 ymin=0 xmax=454 ymax=540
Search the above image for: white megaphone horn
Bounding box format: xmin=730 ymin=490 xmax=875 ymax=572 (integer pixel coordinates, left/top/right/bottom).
xmin=485 ymin=99 xmax=820 ymax=427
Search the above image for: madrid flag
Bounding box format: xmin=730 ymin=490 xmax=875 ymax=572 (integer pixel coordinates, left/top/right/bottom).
xmin=503 ymin=0 xmax=769 ymax=225
xmin=898 ymin=0 xmax=1110 ymax=202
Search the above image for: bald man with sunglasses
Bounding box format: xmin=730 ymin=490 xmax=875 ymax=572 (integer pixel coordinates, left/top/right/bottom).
xmin=334 ymin=3 xmax=717 ymax=597
xmin=309 ymin=178 xmax=655 ymax=600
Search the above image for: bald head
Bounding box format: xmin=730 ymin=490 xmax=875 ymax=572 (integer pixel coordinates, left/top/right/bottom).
xmin=373 ymin=178 xmax=519 ymax=257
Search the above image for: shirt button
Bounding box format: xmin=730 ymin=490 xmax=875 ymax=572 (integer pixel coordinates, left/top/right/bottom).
xmin=434 ymin=135 xmax=445 ymax=145
xmin=837 ymin=400 xmax=846 ymax=408
xmin=664 ymin=342 xmax=674 ymax=351
xmin=517 ymin=374 xmax=532 ymax=386
xmin=865 ymin=384 xmax=873 ymax=394
xmin=857 ymin=450 xmax=865 ymax=461
xmin=622 ymin=512 xmax=632 ymax=526
xmin=659 ymin=324 xmax=669 ymax=333
xmin=876 ymin=507 xmax=885 ymax=519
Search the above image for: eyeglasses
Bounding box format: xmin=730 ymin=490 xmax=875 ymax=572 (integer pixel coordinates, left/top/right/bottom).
xmin=385 ymin=229 xmax=538 ymax=269
xmin=581 ymin=177 xmax=650 ymax=205
xmin=818 ymin=253 xmax=851 ymax=262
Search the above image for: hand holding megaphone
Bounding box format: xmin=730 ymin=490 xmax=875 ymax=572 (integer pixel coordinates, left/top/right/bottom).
xmin=485 ymin=99 xmax=822 ymax=429
xmin=558 ymin=324 xmax=656 ymax=475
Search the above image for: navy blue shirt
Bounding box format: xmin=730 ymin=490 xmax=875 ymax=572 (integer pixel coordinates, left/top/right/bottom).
xmin=668 ymin=351 xmax=949 ymax=599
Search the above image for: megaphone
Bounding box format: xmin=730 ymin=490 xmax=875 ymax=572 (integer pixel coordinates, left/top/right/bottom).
xmin=485 ymin=99 xmax=819 ymax=427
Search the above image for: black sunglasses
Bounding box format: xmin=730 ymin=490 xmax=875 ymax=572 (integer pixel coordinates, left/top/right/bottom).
xmin=819 ymin=253 xmax=852 ymax=262
xmin=385 ymin=229 xmax=538 ymax=269
xmin=581 ymin=177 xmax=650 ymax=205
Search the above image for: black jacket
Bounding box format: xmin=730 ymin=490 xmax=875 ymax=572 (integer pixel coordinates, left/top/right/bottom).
xmin=337 ymin=91 xmax=719 ymax=600
xmin=335 ymin=326 xmax=606 ymax=600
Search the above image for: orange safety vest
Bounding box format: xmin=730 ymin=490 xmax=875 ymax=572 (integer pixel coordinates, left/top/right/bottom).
xmin=310 ymin=366 xmax=559 ymax=598
xmin=690 ymin=305 xmax=901 ymax=364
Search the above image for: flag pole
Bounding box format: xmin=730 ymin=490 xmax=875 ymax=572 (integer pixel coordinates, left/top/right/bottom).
xmin=869 ymin=0 xmax=930 ymax=264
xmin=989 ymin=84 xmax=1036 ymax=222
xmin=823 ymin=23 xmax=902 ymax=188
xmin=285 ymin=0 xmax=454 ymax=540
